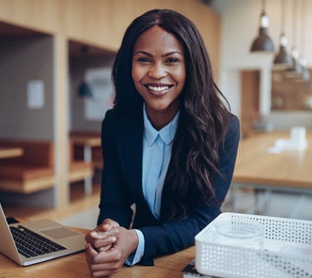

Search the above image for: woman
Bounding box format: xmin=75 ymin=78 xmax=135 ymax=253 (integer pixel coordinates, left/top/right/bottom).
xmin=85 ymin=9 xmax=240 ymax=277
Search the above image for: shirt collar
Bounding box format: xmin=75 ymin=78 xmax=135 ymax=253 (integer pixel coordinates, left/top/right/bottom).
xmin=143 ymin=104 xmax=180 ymax=146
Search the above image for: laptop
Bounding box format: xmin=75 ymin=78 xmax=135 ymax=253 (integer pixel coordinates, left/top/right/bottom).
xmin=0 ymin=203 xmax=86 ymax=266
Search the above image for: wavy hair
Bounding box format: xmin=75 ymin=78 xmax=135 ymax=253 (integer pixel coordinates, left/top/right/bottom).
xmin=112 ymin=9 xmax=231 ymax=220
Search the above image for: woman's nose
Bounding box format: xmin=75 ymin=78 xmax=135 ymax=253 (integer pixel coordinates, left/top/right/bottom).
xmin=148 ymin=62 xmax=166 ymax=79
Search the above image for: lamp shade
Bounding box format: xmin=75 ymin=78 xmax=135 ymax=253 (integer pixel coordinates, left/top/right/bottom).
xmin=273 ymin=47 xmax=291 ymax=64
xmin=77 ymin=46 xmax=93 ymax=98
xmin=299 ymin=56 xmax=310 ymax=81
xmin=273 ymin=34 xmax=292 ymax=64
xmin=250 ymin=12 xmax=274 ymax=52
xmin=78 ymin=82 xmax=92 ymax=98
xmin=284 ymin=47 xmax=303 ymax=79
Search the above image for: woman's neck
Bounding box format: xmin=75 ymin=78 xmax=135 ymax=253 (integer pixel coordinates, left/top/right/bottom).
xmin=146 ymin=108 xmax=179 ymax=131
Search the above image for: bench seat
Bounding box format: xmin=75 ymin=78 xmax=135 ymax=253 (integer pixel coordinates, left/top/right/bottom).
xmin=0 ymin=165 xmax=54 ymax=180
xmin=70 ymin=131 xmax=103 ymax=170
xmin=0 ymin=139 xmax=93 ymax=194
xmin=0 ymin=140 xmax=55 ymax=194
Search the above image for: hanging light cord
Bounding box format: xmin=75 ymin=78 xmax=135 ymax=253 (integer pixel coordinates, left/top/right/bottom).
xmin=281 ymin=0 xmax=285 ymax=34
xmin=292 ymin=0 xmax=297 ymax=49
xmin=300 ymin=0 xmax=305 ymax=57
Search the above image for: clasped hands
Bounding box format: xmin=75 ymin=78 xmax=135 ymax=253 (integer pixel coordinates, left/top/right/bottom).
xmin=85 ymin=218 xmax=139 ymax=277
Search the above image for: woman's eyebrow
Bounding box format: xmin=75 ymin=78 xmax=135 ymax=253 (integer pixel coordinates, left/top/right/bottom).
xmin=162 ymin=51 xmax=183 ymax=57
xmin=133 ymin=50 xmax=152 ymax=56
xmin=133 ymin=50 xmax=183 ymax=57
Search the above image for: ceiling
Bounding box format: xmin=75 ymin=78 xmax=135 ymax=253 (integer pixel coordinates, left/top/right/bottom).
xmin=0 ymin=21 xmax=116 ymax=57
xmin=0 ymin=22 xmax=44 ymax=39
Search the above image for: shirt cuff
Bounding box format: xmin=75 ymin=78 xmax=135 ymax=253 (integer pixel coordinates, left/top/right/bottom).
xmin=124 ymin=229 xmax=145 ymax=266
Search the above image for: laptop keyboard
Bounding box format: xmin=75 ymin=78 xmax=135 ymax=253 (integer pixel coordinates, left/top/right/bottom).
xmin=10 ymin=225 xmax=67 ymax=258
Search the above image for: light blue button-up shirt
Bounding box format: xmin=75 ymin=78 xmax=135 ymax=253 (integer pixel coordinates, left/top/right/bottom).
xmin=126 ymin=105 xmax=179 ymax=265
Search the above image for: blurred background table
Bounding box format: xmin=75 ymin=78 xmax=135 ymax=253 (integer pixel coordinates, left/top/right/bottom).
xmin=231 ymin=131 xmax=312 ymax=217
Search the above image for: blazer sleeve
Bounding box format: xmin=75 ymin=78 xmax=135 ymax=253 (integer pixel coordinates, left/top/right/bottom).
xmin=138 ymin=115 xmax=240 ymax=263
xmin=97 ymin=109 xmax=134 ymax=227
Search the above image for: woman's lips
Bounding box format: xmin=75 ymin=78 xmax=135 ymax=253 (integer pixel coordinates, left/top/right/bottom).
xmin=145 ymin=85 xmax=172 ymax=96
xmin=148 ymin=85 xmax=170 ymax=91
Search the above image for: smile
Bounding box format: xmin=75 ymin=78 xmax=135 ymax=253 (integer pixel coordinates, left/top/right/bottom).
xmin=146 ymin=85 xmax=171 ymax=92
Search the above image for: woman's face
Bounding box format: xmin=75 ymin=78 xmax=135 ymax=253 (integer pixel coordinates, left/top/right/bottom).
xmin=132 ymin=26 xmax=186 ymax=129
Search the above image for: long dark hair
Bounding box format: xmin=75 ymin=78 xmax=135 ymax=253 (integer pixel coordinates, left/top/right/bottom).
xmin=112 ymin=9 xmax=231 ymax=220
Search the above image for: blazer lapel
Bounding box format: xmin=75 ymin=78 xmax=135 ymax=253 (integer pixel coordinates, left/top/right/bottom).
xmin=123 ymin=108 xmax=145 ymax=203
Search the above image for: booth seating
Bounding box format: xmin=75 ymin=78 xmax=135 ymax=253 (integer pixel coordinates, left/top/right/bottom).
xmin=0 ymin=139 xmax=93 ymax=194
xmin=0 ymin=140 xmax=55 ymax=193
xmin=70 ymin=131 xmax=103 ymax=170
xmin=72 ymin=144 xmax=103 ymax=170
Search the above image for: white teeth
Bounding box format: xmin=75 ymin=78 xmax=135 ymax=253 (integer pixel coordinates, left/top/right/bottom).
xmin=148 ymin=86 xmax=169 ymax=91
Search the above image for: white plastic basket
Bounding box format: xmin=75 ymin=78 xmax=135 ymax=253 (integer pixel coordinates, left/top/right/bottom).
xmin=195 ymin=212 xmax=312 ymax=278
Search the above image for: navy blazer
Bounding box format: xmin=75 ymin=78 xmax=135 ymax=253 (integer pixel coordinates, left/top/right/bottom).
xmin=98 ymin=106 xmax=240 ymax=265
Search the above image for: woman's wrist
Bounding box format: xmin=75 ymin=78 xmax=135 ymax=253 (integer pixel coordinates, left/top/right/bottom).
xmin=128 ymin=229 xmax=139 ymax=254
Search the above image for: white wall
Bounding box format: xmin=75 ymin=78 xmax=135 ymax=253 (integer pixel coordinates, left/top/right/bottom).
xmin=0 ymin=36 xmax=54 ymax=140
xmin=211 ymin=0 xmax=312 ymax=127
xmin=69 ymin=55 xmax=115 ymax=133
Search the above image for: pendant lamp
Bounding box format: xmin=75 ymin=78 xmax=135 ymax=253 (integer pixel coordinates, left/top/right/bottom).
xmin=250 ymin=0 xmax=274 ymax=52
xmin=273 ymin=0 xmax=291 ymax=65
xmin=289 ymin=47 xmax=302 ymax=74
xmin=285 ymin=0 xmax=307 ymax=80
xmin=77 ymin=46 xmax=93 ymax=98
xmin=299 ymin=57 xmax=310 ymax=81
xmin=273 ymin=33 xmax=292 ymax=65
xmin=298 ymin=0 xmax=310 ymax=81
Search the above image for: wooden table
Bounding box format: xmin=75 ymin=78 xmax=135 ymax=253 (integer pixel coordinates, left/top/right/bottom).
xmin=231 ymin=131 xmax=312 ymax=217
xmin=0 ymin=147 xmax=23 ymax=159
xmin=0 ymin=226 xmax=195 ymax=278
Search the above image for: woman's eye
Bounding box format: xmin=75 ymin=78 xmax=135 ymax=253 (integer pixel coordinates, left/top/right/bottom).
xmin=137 ymin=57 xmax=151 ymax=63
xmin=166 ymin=57 xmax=179 ymax=63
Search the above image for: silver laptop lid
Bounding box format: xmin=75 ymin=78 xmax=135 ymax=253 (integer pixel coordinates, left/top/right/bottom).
xmin=0 ymin=203 xmax=23 ymax=265
xmin=0 ymin=203 xmax=86 ymax=266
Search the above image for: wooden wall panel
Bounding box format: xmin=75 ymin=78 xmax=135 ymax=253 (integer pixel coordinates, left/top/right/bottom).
xmin=0 ymin=0 xmax=220 ymax=72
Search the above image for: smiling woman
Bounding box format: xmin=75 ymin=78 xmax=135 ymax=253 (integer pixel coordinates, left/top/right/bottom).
xmin=132 ymin=26 xmax=186 ymax=130
xmin=84 ymin=9 xmax=240 ymax=277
